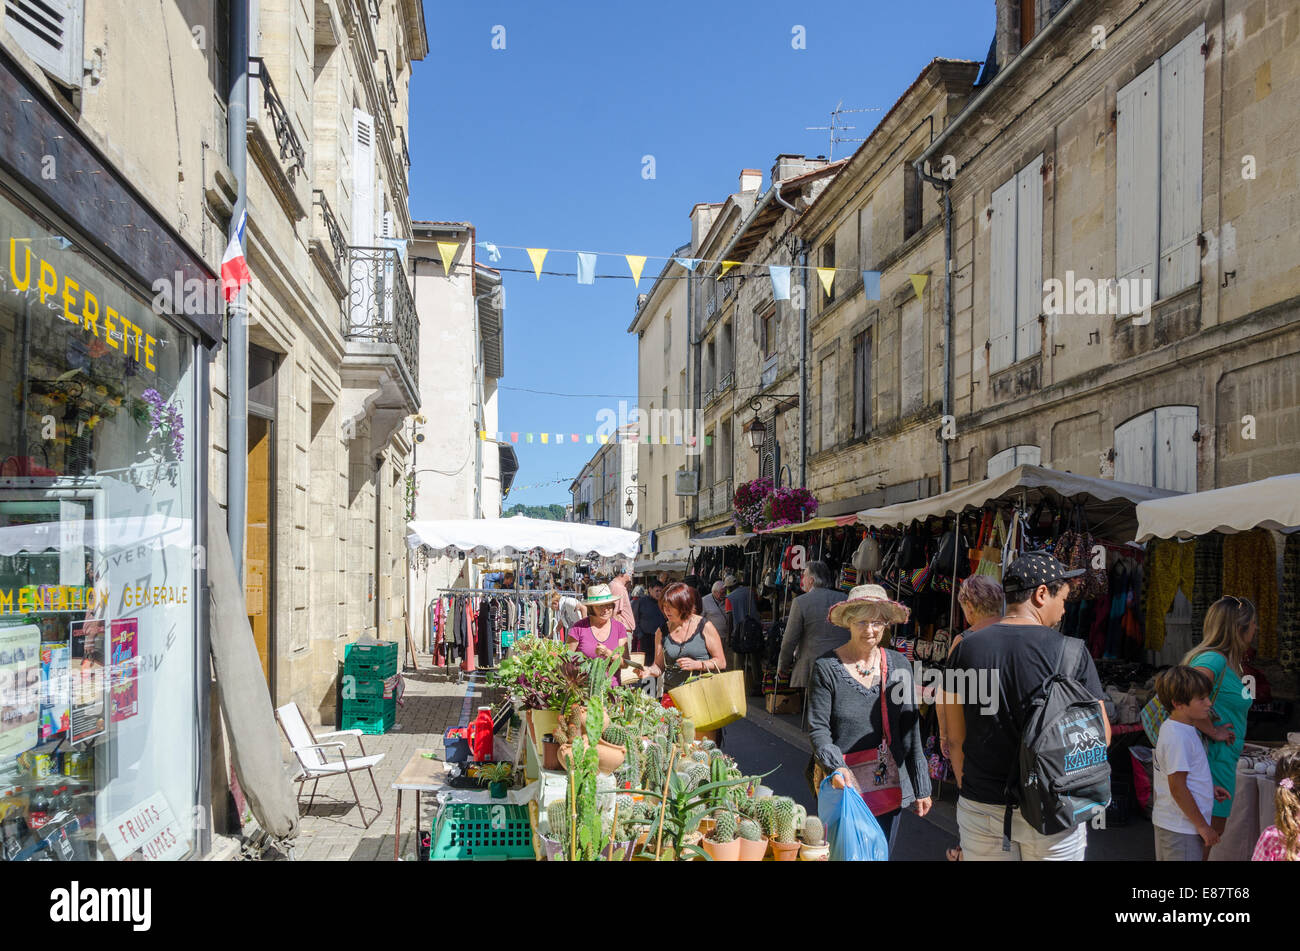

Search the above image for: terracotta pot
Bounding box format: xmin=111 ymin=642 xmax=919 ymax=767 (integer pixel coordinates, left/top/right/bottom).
xmin=799 ymin=843 xmax=830 ymax=861
xmin=541 ymin=736 xmax=562 ymax=771
xmin=736 ymin=835 xmax=768 ymax=861
xmin=770 ymin=839 xmax=801 ymax=862
xmin=559 ymin=705 xmax=611 ymax=741
xmin=596 ymin=740 xmax=626 ymax=774
xmin=697 ymin=817 xmax=716 ymax=838
xmin=702 ymin=836 xmax=741 ymax=861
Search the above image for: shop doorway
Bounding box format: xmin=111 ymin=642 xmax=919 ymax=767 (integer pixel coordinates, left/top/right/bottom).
xmin=246 ymin=347 xmax=278 ymax=692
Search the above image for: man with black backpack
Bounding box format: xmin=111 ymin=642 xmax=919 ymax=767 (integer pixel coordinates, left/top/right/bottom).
xmin=944 ymin=552 xmax=1112 ymax=860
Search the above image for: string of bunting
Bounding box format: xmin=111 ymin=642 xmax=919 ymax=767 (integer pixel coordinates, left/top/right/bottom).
xmin=434 ymin=240 xmax=928 ymax=302
xmin=480 ymin=430 xmax=711 ymax=447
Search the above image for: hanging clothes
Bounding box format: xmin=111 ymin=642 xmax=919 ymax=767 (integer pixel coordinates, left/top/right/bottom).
xmin=1279 ymin=534 xmax=1299 ymax=673
xmin=1144 ymin=539 xmax=1195 ymax=651
xmin=1221 ymin=528 xmax=1278 ymax=659
xmin=1189 ymin=533 xmax=1223 ymax=646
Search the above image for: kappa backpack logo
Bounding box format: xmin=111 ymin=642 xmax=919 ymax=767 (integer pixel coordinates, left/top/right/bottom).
xmin=1004 ymin=638 xmax=1111 ymax=847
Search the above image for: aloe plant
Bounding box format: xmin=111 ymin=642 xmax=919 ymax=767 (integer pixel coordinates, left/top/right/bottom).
xmin=628 ymin=767 xmax=755 ymax=861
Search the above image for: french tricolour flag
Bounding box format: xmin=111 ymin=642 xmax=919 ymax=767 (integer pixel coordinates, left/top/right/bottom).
xmin=221 ymin=210 xmax=252 ymax=302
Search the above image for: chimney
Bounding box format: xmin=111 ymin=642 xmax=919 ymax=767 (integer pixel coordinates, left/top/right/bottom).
xmin=739 ymin=169 xmax=762 ymax=192
xmin=770 ymin=154 xmax=830 ymax=184
xmin=689 ymin=202 xmax=720 ymax=253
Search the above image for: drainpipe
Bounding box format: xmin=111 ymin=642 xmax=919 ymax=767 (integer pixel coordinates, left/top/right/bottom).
xmin=772 ymin=185 xmax=807 ymax=488
xmin=916 ymin=163 xmax=953 ymax=493
xmin=226 ymin=0 xmax=249 ymax=581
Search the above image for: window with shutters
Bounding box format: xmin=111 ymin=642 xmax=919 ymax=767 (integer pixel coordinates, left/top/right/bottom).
xmin=820 ymin=238 xmax=837 ymax=306
xmin=858 ymin=200 xmax=875 ymax=271
xmin=900 ymin=299 xmax=924 ymax=416
xmin=661 ymin=474 xmax=668 ymax=523
xmin=819 ymin=354 xmax=837 ymax=451
xmin=720 ymin=321 xmax=733 ymax=382
xmin=759 ymin=304 xmax=776 ymax=358
xmin=989 ymin=154 xmax=1044 ymax=372
xmin=852 ymin=330 xmax=872 ymax=438
xmin=986 ymin=445 xmax=1041 ymax=479
xmin=1116 ymin=26 xmax=1205 ymax=306
xmin=1113 ymin=406 xmax=1198 ymax=493
xmin=351 ymin=108 xmax=376 ymax=246
xmin=5 ymin=0 xmax=84 ymax=88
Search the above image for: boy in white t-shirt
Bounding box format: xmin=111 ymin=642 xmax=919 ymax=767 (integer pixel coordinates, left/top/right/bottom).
xmin=1151 ymin=666 xmax=1232 ymax=861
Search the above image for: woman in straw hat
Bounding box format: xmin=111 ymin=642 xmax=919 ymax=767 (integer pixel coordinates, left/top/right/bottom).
xmin=808 ymin=584 xmax=933 ymax=856
xmin=565 ymin=585 xmax=634 ymax=675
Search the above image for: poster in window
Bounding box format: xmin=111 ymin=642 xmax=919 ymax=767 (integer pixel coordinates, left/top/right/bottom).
xmin=39 ymin=641 xmax=69 ymax=741
xmin=109 ymin=618 xmax=139 ymax=723
xmin=0 ymin=623 xmax=41 ymax=758
xmin=68 ymin=619 xmax=106 ymax=743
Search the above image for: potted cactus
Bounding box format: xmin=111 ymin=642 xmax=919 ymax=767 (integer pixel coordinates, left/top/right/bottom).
xmin=736 ymin=817 xmax=767 ymax=861
xmin=768 ymin=797 xmax=802 ymax=861
xmin=799 ymin=816 xmax=829 ymax=861
xmin=598 ymin=724 xmax=629 ymax=775
xmin=543 ymin=799 xmax=569 ymax=860
xmin=701 ymin=809 xmax=741 ymax=861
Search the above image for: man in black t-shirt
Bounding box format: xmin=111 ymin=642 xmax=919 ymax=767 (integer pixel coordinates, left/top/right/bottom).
xmin=632 ymin=579 xmax=667 ymax=661
xmin=944 ymin=552 xmax=1111 ymax=861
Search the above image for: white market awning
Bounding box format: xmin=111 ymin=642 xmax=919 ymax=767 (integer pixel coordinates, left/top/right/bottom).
xmin=406 ymin=515 xmax=640 ymax=560
xmin=689 ymin=532 xmax=755 ymax=548
xmin=857 ymin=465 xmax=1178 ymax=536
xmin=1134 ymin=473 xmax=1300 ymax=542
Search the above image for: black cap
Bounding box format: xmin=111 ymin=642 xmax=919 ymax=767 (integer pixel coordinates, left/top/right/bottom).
xmin=1001 ymin=552 xmax=1085 ymax=595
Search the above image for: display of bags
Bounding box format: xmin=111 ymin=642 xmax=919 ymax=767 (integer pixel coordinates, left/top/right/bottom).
xmin=1052 ymin=504 xmax=1108 ymax=602
xmin=974 ymin=512 xmax=1006 ymax=579
xmin=852 ymin=533 xmax=881 ymax=573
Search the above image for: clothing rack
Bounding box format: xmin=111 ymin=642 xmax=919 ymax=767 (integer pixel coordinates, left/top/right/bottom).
xmin=437 ymin=587 xmax=581 ymax=598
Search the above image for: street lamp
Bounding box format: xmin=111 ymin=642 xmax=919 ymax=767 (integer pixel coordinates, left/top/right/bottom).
xmin=624 ymin=484 xmax=647 ymax=517
xmin=746 ymin=395 xmax=798 ymax=488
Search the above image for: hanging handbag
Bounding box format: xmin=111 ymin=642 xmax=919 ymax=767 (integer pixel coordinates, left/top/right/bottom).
xmin=841 ymin=651 xmax=903 ymax=816
xmin=853 ymin=533 xmax=881 ymax=573
xmin=931 ymin=526 xmax=969 ymax=579
xmin=975 ymin=512 xmax=1006 ymax=579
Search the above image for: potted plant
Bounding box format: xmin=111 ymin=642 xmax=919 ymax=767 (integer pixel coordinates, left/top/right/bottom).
xmin=736 ymin=817 xmax=768 ymax=861
xmin=630 ymin=760 xmax=754 ymax=861
xmin=701 ymin=809 xmax=741 ymax=861
xmin=799 ymin=816 xmax=829 ymax=860
xmin=476 ymin=762 xmax=513 ymax=799
xmin=598 ymin=724 xmax=629 ymax=775
xmin=491 ymin=635 xmax=569 ymax=741
xmin=768 ymin=797 xmax=801 ymax=861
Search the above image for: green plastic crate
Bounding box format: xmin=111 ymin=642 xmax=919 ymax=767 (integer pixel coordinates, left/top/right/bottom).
xmin=343 ymin=674 xmax=390 ymax=699
xmin=341 ymin=710 xmax=394 ymax=735
xmin=429 ymin=802 xmax=534 ymax=861
xmin=341 ymin=695 xmax=395 ymax=734
xmin=344 ymin=641 xmax=398 ymax=678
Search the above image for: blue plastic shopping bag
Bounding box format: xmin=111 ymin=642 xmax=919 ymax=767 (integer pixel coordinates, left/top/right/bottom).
xmin=818 ymin=775 xmax=889 ymax=861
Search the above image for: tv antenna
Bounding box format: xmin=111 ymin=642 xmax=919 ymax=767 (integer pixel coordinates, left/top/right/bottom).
xmin=805 ymin=100 xmax=881 ymax=160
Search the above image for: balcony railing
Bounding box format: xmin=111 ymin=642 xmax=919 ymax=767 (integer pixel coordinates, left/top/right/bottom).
xmin=717 ymin=369 xmax=734 ymax=394
xmin=379 ymin=49 xmax=398 ymax=107
xmin=312 ymin=190 xmax=347 ymax=276
xmin=346 ymin=246 xmax=419 ymax=384
xmin=396 ymin=125 xmax=411 ymax=171
xmin=248 ymin=58 xmax=306 ymax=179
xmin=699 ymin=478 xmax=733 ymax=520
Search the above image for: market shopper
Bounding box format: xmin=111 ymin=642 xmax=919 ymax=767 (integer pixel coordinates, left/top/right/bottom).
xmin=724 ymin=574 xmax=763 ymax=695
xmin=944 ymin=552 xmax=1110 ymax=861
xmin=808 ymin=584 xmax=932 ymax=857
xmin=1183 ymin=596 xmax=1258 ymax=857
xmin=643 ymin=582 xmax=728 ymax=738
xmin=1252 ymin=745 xmax=1300 ymax=861
xmin=777 ymin=561 xmax=849 ymax=694
xmin=702 ymin=580 xmax=732 ymax=667
xmin=565 ymin=585 xmax=632 ymax=680
xmin=608 ymin=567 xmax=636 ymax=634
xmin=633 ymin=579 xmax=668 ymax=661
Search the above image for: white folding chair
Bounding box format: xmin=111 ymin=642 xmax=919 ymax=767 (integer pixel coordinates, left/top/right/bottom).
xmin=276 ymin=702 xmax=385 ymax=829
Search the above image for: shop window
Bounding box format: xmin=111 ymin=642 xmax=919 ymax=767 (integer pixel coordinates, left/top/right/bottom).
xmin=0 ymin=190 xmax=200 ymax=860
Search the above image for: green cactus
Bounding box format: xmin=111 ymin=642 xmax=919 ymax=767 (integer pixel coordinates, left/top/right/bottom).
xmin=753 ymin=798 xmax=776 ymax=837
xmin=773 ymin=797 xmax=796 ymax=843
xmin=712 ymin=810 xmax=737 ymax=843
xmin=728 ymin=785 xmax=750 ymax=812
xmin=802 ymin=816 xmax=825 ymax=847
xmin=642 ymin=741 xmax=666 ymax=790
xmin=738 ymin=818 xmax=762 ymax=841
xmin=681 ymin=719 xmax=696 ymax=746
xmin=601 ymin=723 xmax=629 ymax=747
xmin=546 ymin=799 xmax=569 ymax=852
xmin=793 ymin=803 xmax=807 ymax=834
xmin=690 ymin=749 xmax=709 ymax=764
xmin=683 ymin=763 xmax=708 ymax=789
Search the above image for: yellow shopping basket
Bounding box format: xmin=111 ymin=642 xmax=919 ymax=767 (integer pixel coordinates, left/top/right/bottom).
xmin=667 ymin=669 xmax=747 ymax=733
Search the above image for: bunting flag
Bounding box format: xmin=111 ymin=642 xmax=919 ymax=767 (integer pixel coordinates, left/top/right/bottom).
xmin=862 ymin=270 xmax=882 ymax=300
xmin=541 ymin=433 xmax=549 ymax=444
xmin=910 ymin=273 xmax=929 ymax=300
xmin=527 ymin=248 xmax=548 ymax=280
xmin=437 ymin=241 xmax=460 ymax=276
xmin=599 ymin=434 xmax=609 ymax=444
xmin=479 ymin=430 xmax=488 ymax=440
xmin=570 ymin=434 xmax=579 ymax=443
xmin=576 ymin=252 xmax=597 ymax=285
xmin=477 ymin=242 xmax=502 ymax=263
xmin=585 ymin=434 xmax=593 ymax=444
xmin=816 ymin=267 xmax=836 ymax=297
xmin=674 ymin=257 xmax=699 ymax=271
xmin=626 ymin=255 xmax=647 ymax=287
xmin=719 ymin=260 xmax=740 ymax=277
xmin=769 ymin=265 xmax=792 ymax=301
xmin=526 ymin=433 xmax=533 ymax=443
xmin=555 ymin=433 xmax=563 ymax=444
xmin=510 ymin=432 xmax=518 ymax=443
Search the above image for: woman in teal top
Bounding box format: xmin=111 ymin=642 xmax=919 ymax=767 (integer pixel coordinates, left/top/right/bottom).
xmin=1183 ymin=596 xmax=1257 ymax=849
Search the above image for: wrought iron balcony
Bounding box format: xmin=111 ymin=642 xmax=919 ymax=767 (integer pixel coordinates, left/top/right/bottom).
xmin=346 ymin=246 xmax=419 ymax=388
xmin=717 ymin=370 xmax=734 ymax=394
xmin=379 ymin=49 xmax=398 ymax=107
xmin=312 ymin=190 xmax=347 ymax=276
xmin=699 ymin=478 xmax=733 ymax=520
xmin=397 ymin=125 xmax=411 ymax=171
xmin=248 ymin=57 xmax=305 ymax=180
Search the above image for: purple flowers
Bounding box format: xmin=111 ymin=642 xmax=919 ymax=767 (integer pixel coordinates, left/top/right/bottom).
xmin=141 ymin=387 xmax=185 ymax=462
xmin=732 ymin=478 xmax=818 ymax=532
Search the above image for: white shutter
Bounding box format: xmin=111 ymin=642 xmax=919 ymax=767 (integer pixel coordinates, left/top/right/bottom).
xmin=900 ymin=299 xmax=923 ymax=415
xmin=1155 ymin=405 xmax=1198 ymax=493
xmin=859 ymin=200 xmax=874 ymax=271
xmin=989 ymin=177 xmax=1017 ymax=371
xmin=1015 ymin=156 xmax=1044 ymax=359
xmin=1159 ymin=25 xmax=1206 ymax=298
xmin=4 ymin=0 xmax=83 ymax=88
xmin=1114 ymin=412 xmax=1157 ymax=487
xmin=351 ymin=108 xmax=376 ymax=245
xmin=1015 ymin=445 xmax=1042 ymax=468
xmin=987 ymin=447 xmax=1018 ymax=479
xmin=1116 ymin=64 xmax=1160 ymax=299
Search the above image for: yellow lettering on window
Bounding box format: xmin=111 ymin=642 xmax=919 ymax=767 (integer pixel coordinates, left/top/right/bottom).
xmin=38 ymin=259 xmax=57 ymax=303
xmin=144 ymin=334 xmax=156 ymax=371
xmin=104 ymin=308 xmax=119 ymax=350
xmin=0 ymin=589 xmax=12 ymax=612
xmin=82 ymin=289 xmax=99 ymax=337
xmin=62 ymin=276 xmax=80 ymax=324
xmin=9 ymin=240 xmax=31 ymax=291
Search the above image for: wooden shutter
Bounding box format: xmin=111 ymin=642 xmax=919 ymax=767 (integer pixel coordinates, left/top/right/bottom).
xmin=1155 ymin=405 xmax=1198 ymax=492
xmin=1015 ymin=155 xmax=1044 ymax=359
xmin=1116 ymin=64 xmax=1160 ymax=299
xmin=820 ymin=354 xmax=837 ymax=450
xmin=351 ymin=108 xmax=376 ymax=245
xmin=987 ymin=447 xmax=1017 ymax=479
xmin=1159 ymin=25 xmax=1206 ymax=298
xmin=1114 ymin=412 xmax=1157 ymax=487
xmin=4 ymin=0 xmax=83 ymax=88
xmin=859 ymin=200 xmax=875 ymax=271
xmin=989 ymin=177 xmax=1017 ymax=371
xmin=900 ymin=299 xmax=924 ymax=415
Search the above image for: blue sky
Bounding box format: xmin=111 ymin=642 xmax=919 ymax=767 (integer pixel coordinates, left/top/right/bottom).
xmin=408 ymin=1 xmax=994 ymax=507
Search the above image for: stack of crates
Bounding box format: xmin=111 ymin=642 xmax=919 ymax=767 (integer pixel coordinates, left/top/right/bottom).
xmin=342 ymin=641 xmax=398 ymax=734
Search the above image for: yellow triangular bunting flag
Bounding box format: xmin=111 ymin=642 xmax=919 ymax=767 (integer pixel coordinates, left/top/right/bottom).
xmin=540 ymin=433 xmax=549 ymax=444
xmin=910 ymin=273 xmax=928 ymax=300
xmin=817 ymin=267 xmax=836 ymax=297
xmin=626 ymin=254 xmax=647 ymax=288
xmin=527 ymin=248 xmax=548 ymax=280
xmin=436 ymin=241 xmax=459 ymax=276
xmin=719 ymin=260 xmax=739 ymax=277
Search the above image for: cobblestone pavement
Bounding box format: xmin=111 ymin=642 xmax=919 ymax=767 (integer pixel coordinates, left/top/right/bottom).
xmin=285 ymin=661 xmax=497 ymax=862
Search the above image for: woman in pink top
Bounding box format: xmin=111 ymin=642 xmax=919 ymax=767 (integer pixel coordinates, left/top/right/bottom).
xmin=565 ymin=584 xmax=636 ymax=678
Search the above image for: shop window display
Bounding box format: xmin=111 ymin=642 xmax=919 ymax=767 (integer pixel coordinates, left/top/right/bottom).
xmin=0 ymin=188 xmax=200 ymax=860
